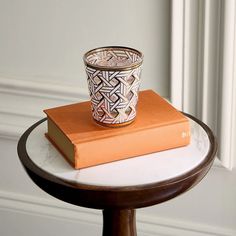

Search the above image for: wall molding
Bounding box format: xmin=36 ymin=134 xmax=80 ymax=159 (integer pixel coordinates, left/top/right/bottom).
xmin=0 ymin=76 xmax=89 ymax=102
xmin=0 ymin=190 xmax=235 ymax=236
xmin=217 ymin=0 xmax=236 ymax=169
xmin=0 ymin=76 xmax=89 ymax=140
xmin=170 ymin=0 xmax=236 ymax=170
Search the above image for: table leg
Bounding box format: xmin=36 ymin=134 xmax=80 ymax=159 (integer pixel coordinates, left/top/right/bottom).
xmin=102 ymin=209 xmax=137 ymax=236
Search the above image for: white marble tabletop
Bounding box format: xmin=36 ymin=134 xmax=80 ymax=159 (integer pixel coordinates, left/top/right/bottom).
xmin=26 ymin=118 xmax=210 ymax=187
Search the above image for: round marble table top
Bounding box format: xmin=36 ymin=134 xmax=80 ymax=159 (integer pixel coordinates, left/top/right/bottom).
xmin=25 ymin=117 xmax=212 ymax=187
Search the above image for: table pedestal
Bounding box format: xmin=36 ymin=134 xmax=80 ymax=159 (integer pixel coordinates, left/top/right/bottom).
xmin=103 ymin=209 xmax=136 ymax=236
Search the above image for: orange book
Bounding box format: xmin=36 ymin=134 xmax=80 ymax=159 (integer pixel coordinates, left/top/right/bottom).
xmin=44 ymin=90 xmax=190 ymax=169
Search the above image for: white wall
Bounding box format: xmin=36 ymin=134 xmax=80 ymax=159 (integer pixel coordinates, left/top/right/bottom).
xmin=0 ymin=0 xmax=170 ymax=96
xmin=0 ymin=1 xmax=236 ymax=236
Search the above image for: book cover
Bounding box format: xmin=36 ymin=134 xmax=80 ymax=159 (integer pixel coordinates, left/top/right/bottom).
xmin=44 ymin=90 xmax=190 ymax=169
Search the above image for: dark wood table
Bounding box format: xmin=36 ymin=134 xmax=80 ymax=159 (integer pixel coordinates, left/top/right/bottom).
xmin=17 ymin=114 xmax=217 ymax=236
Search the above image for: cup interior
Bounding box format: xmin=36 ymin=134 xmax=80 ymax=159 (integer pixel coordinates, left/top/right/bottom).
xmin=84 ymin=46 xmax=143 ymax=69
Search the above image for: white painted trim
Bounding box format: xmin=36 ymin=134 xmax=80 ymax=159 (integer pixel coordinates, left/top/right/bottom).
xmin=0 ymin=76 xmax=89 ymax=140
xmin=170 ymin=0 xmax=184 ymax=110
xmin=0 ymin=76 xmax=89 ymax=101
xmin=0 ymin=123 xmax=25 ymax=141
xmin=182 ymin=0 xmax=201 ymax=115
xmin=0 ymin=107 xmax=43 ymax=140
xmin=0 ymin=190 xmax=235 ymax=236
xmin=217 ymin=0 xmax=236 ymax=169
xmin=170 ymin=0 xmax=235 ymax=169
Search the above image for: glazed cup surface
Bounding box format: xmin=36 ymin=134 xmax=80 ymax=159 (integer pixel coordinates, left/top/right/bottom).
xmin=84 ymin=46 xmax=143 ymax=127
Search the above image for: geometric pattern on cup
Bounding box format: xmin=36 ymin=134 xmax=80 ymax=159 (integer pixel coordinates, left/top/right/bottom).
xmin=85 ymin=66 xmax=142 ymax=124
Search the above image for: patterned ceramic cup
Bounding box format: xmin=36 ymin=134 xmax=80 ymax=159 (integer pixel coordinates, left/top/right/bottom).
xmin=83 ymin=46 xmax=143 ymax=127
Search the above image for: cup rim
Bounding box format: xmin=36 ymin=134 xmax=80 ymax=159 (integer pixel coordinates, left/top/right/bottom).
xmin=83 ymin=46 xmax=143 ymax=71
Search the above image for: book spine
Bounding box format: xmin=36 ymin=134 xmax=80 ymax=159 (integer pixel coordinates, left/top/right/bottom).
xmin=74 ymin=121 xmax=190 ymax=169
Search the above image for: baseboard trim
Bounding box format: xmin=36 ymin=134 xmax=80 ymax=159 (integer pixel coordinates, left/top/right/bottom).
xmin=0 ymin=190 xmax=234 ymax=236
